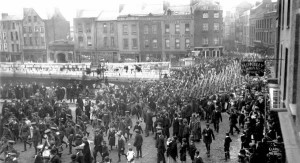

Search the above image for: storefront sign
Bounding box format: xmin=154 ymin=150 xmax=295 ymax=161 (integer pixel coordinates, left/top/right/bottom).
xmin=241 ymin=61 xmax=265 ymax=76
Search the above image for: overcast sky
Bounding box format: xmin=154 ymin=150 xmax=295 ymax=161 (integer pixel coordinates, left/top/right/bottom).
xmin=0 ymin=0 xmax=260 ymax=22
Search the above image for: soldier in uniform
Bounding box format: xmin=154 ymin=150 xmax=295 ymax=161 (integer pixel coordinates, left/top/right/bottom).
xmin=20 ymin=118 xmax=31 ymax=152
xmin=93 ymin=129 xmax=103 ymax=163
xmin=65 ymin=122 xmax=76 ymax=155
xmin=125 ymin=111 xmax=133 ymax=140
xmin=0 ymin=140 xmax=19 ymax=162
xmin=31 ymin=122 xmax=41 ymax=155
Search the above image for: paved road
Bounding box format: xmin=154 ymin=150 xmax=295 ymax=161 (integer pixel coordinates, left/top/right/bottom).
xmin=1 ymin=102 xmax=241 ymax=163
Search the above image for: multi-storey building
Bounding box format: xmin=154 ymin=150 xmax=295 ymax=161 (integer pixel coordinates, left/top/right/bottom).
xmin=271 ymin=0 xmax=300 ymax=162
xmin=45 ymin=8 xmax=71 ymax=62
xmin=223 ymin=11 xmax=235 ymax=52
xmin=0 ymin=13 xmax=23 ymax=62
xmin=73 ymin=10 xmax=98 ymax=63
xmin=251 ymin=0 xmax=277 ymax=55
xmin=95 ymin=10 xmax=119 ymax=63
xmin=193 ymin=1 xmax=223 ymax=57
xmin=139 ymin=15 xmax=163 ymax=62
xmin=22 ymin=8 xmax=47 ymax=62
xmin=161 ymin=6 xmax=194 ymax=60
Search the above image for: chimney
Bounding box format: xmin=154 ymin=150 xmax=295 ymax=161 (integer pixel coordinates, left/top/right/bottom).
xmin=119 ymin=4 xmax=125 ymax=13
xmin=1 ymin=13 xmax=8 ymax=20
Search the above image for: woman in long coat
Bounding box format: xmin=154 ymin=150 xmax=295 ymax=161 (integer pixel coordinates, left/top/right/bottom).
xmin=108 ymin=127 xmax=116 ymax=150
xmin=82 ymin=141 xmax=93 ymax=163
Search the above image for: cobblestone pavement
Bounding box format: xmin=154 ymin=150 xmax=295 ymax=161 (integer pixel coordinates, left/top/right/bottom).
xmin=1 ymin=102 xmax=242 ymax=163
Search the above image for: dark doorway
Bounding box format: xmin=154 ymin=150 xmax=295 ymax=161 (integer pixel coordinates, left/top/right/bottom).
xmin=57 ymin=53 xmax=67 ymax=63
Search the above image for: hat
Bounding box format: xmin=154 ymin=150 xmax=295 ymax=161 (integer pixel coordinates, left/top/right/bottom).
xmin=97 ymin=119 xmax=102 ymax=122
xmin=125 ymin=111 xmax=130 ymax=113
xmin=51 ymin=127 xmax=57 ymax=130
xmin=66 ymin=114 xmax=72 ymax=117
xmin=157 ymin=130 xmax=162 ymax=134
xmin=8 ymin=140 xmax=15 ymax=144
xmin=8 ymin=153 xmax=17 ymax=156
xmin=31 ymin=122 xmax=37 ymax=125
xmin=82 ymin=137 xmax=88 ymax=142
xmin=76 ymin=124 xmax=80 ymax=127
xmin=45 ymin=129 xmax=51 ymax=134
xmin=71 ymin=154 xmax=77 ymax=160
xmin=75 ymin=145 xmax=84 ymax=150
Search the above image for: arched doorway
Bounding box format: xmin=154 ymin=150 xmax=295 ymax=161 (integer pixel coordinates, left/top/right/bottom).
xmin=57 ymin=53 xmax=67 ymax=63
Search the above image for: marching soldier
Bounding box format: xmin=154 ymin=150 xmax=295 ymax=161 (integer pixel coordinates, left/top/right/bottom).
xmin=65 ymin=122 xmax=76 ymax=155
xmin=20 ymin=118 xmax=31 ymax=152
xmin=31 ymin=122 xmax=41 ymax=156
xmin=93 ymin=129 xmax=103 ymax=163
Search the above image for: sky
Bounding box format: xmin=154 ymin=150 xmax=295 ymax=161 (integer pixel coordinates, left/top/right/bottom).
xmin=0 ymin=0 xmax=261 ymax=22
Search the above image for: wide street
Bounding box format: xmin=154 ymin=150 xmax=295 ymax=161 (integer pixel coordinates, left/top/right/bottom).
xmin=1 ymin=102 xmax=242 ymax=163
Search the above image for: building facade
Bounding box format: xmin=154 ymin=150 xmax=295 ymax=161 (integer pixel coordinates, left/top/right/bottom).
xmin=22 ymin=8 xmax=47 ymax=62
xmin=117 ymin=15 xmax=140 ymax=62
xmin=139 ymin=15 xmax=163 ymax=62
xmin=272 ymin=0 xmax=300 ymax=162
xmin=251 ymin=0 xmax=277 ymax=55
xmin=193 ymin=2 xmax=223 ymax=57
xmin=95 ymin=10 xmax=119 ymax=63
xmin=73 ymin=17 xmax=96 ymax=63
xmin=223 ymin=11 xmax=235 ymax=52
xmin=0 ymin=14 xmax=23 ymax=62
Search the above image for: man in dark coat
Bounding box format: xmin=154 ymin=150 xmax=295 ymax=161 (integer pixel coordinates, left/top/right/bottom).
xmin=202 ymin=123 xmax=215 ymax=155
xmin=145 ymin=110 xmax=154 ymax=137
xmin=93 ymin=129 xmax=103 ymax=162
xmin=229 ymin=110 xmax=240 ymax=135
xmin=172 ymin=114 xmax=180 ymax=136
xmin=156 ymin=130 xmax=166 ymax=163
xmin=50 ymin=149 xmax=61 ymax=163
xmin=133 ymin=130 xmax=143 ymax=158
xmin=76 ymin=95 xmax=84 ymax=110
xmin=117 ymin=132 xmax=126 ymax=162
xmin=31 ymin=122 xmax=41 ymax=155
xmin=211 ymin=108 xmax=222 ymax=133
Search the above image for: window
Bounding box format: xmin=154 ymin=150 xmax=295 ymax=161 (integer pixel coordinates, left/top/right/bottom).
xmin=111 ymin=37 xmax=115 ymax=47
xmin=24 ymin=37 xmax=27 ymax=45
xmin=41 ymin=36 xmax=45 ymax=45
xmin=29 ymin=27 xmax=32 ymax=33
xmin=214 ymin=37 xmax=219 ymax=45
xmin=35 ymin=36 xmax=39 ymax=45
xmin=144 ymin=39 xmax=149 ymax=48
xmin=35 ymin=26 xmax=39 ymax=32
xmin=11 ymin=32 xmax=13 ymax=41
xmin=34 ymin=16 xmax=37 ymax=22
xmin=78 ymin=23 xmax=83 ymax=33
xmin=153 ymin=39 xmax=158 ymax=48
xmin=16 ymin=44 xmax=19 ymax=52
xmin=110 ymin=23 xmax=114 ymax=33
xmin=40 ymin=27 xmax=44 ymax=33
xmin=152 ymin=25 xmax=157 ymax=34
xmin=214 ymin=23 xmax=219 ymax=31
xmin=0 ymin=44 xmax=2 ymax=51
xmin=144 ymin=25 xmax=149 ymax=34
xmin=87 ymin=36 xmax=92 ymax=46
xmin=132 ymin=38 xmax=137 ymax=49
xmin=203 ymin=12 xmax=208 ymax=18
xmin=123 ymin=24 xmax=128 ymax=35
xmin=175 ymin=38 xmax=180 ymax=49
xmin=214 ymin=12 xmax=219 ymax=18
xmin=28 ymin=16 xmax=31 ymax=22
xmin=23 ymin=27 xmax=27 ymax=33
xmin=165 ymin=39 xmax=170 ymax=48
xmin=15 ymin=32 xmax=18 ymax=40
xmin=3 ymin=32 xmax=6 ymax=40
xmin=11 ymin=44 xmax=14 ymax=52
xmin=4 ymin=43 xmax=7 ymax=50
xmin=104 ymin=37 xmax=108 ymax=47
xmin=131 ymin=24 xmax=137 ymax=35
xmin=175 ymin=24 xmax=180 ymax=34
xmin=123 ymin=39 xmax=129 ymax=49
xmin=203 ymin=23 xmax=208 ymax=31
xmin=103 ymin=23 xmax=107 ymax=33
xmin=165 ymin=24 xmax=170 ymax=34
xmin=12 ymin=23 xmax=15 ymax=30
xmin=78 ymin=36 xmax=83 ymax=45
xmin=287 ymin=0 xmax=290 ymax=28
xmin=86 ymin=24 xmax=91 ymax=33
xmin=185 ymin=24 xmax=190 ymax=33
xmin=185 ymin=38 xmax=190 ymax=48
xmin=29 ymin=37 xmax=32 ymax=45
xmin=203 ymin=37 xmax=208 ymax=45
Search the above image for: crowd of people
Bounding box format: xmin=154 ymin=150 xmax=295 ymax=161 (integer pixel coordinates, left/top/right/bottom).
xmin=0 ymin=56 xmax=285 ymax=163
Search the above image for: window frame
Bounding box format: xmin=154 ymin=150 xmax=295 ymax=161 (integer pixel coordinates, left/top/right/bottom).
xmin=175 ymin=38 xmax=180 ymax=49
xmin=175 ymin=24 xmax=180 ymax=34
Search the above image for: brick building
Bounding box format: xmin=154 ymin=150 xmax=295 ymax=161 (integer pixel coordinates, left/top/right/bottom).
xmin=0 ymin=13 xmax=22 ymax=62
xmin=22 ymin=8 xmax=47 ymax=62
xmin=193 ymin=1 xmax=223 ymax=57
xmin=95 ymin=10 xmax=119 ymax=63
xmin=162 ymin=6 xmax=194 ymax=61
